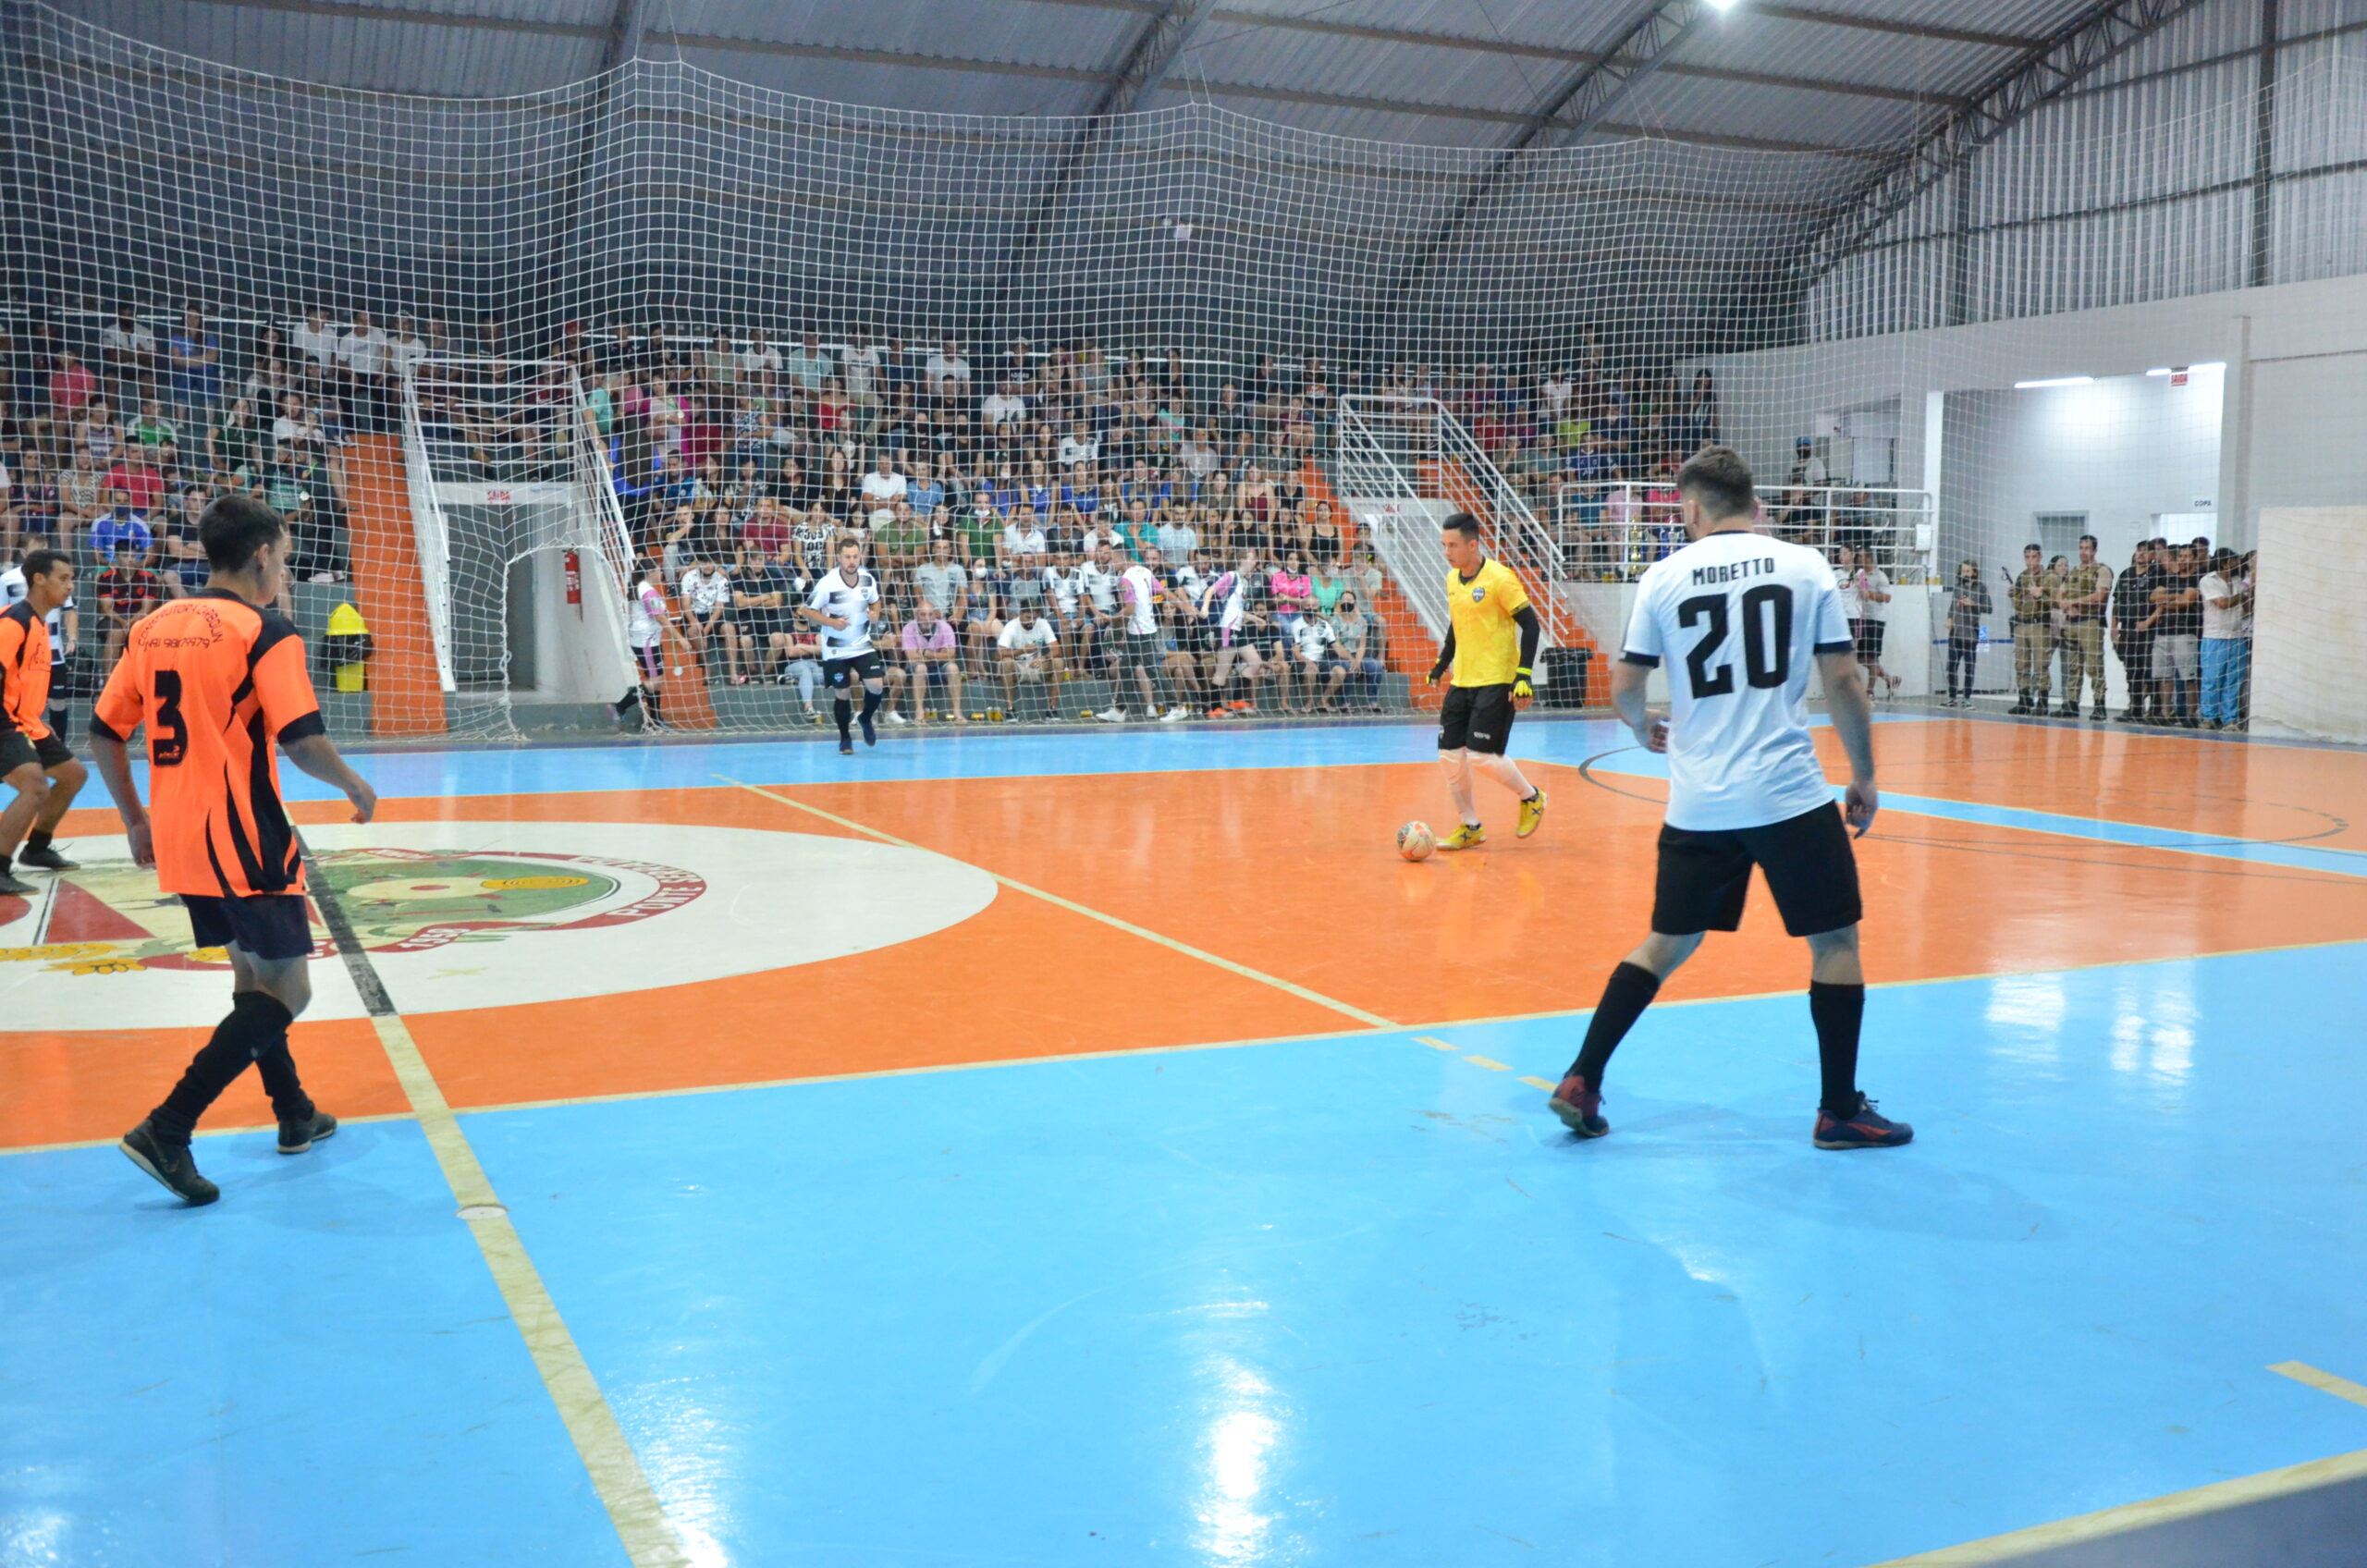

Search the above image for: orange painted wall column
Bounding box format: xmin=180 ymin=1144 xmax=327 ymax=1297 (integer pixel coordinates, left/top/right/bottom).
xmin=339 ymin=435 xmax=446 ymax=737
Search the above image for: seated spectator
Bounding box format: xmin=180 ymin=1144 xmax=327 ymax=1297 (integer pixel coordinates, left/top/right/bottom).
xmin=1000 ymin=508 xmax=1049 ymax=596
xmin=1291 ymin=602 xmax=1349 ymax=713
xmin=272 ymin=391 xmax=326 ymax=456
xmin=783 ymin=331 xmax=832 ymax=395
xmin=76 ymin=398 xmax=125 ymax=471
xmin=129 ymin=398 xmax=178 ymax=451
xmin=680 ymin=554 xmax=736 ymax=679
xmin=860 ymin=450 xmax=906 ymax=527
xmin=925 ymin=337 xmax=972 ymax=407
xmin=875 ymin=498 xmax=926 ymax=570
xmin=1155 ymin=506 xmax=1198 ymax=565
xmin=995 ymin=605 xmax=1060 ymax=718
xmin=96 ymin=550 xmax=164 ymax=673
xmin=906 ymin=460 xmax=947 ymax=519
xmin=1331 ymin=593 xmax=1386 ymax=710
xmin=161 ymin=486 xmax=210 ymax=596
xmin=100 ymin=307 xmax=158 ymax=400
xmin=981 ymin=376 xmax=1026 ymax=432
xmin=961 ymin=557 xmax=1008 ymax=672
xmin=1058 ymin=419 xmax=1099 ymax=472
xmin=900 ymin=599 xmax=963 ymax=724
xmin=90 ymin=491 xmax=154 ymax=566
xmin=207 ymin=398 xmax=260 ymax=484
xmin=737 ymin=494 xmax=792 ymax=568
xmin=44 ymin=351 xmax=98 ymax=451
xmin=56 ymin=450 xmax=104 ymax=534
xmin=913 ymin=538 xmax=968 ymax=629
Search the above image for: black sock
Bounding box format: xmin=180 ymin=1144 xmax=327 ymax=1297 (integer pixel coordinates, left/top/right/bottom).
xmin=833 ymin=696 xmax=852 ymax=739
xmin=1569 ymin=962 xmax=1661 ymax=1086
xmin=27 ymin=829 xmax=51 ymax=853
xmin=1809 ymin=981 xmax=1864 ymax=1116
xmin=859 ymin=686 xmax=882 ymax=725
xmin=253 ymin=1040 xmax=313 ymax=1123
xmin=152 ymin=991 xmax=296 ymax=1141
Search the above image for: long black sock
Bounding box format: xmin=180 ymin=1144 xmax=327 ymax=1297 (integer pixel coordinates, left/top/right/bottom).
xmin=27 ymin=828 xmax=52 ymax=853
xmin=253 ymin=1040 xmax=313 ymax=1123
xmin=1568 ymin=962 xmax=1662 ymax=1086
xmin=1809 ymin=981 xmax=1864 ymax=1116
xmin=833 ymin=696 xmax=852 ymax=740
xmin=859 ymin=686 xmax=883 ymax=725
xmin=152 ymin=991 xmax=296 ymax=1141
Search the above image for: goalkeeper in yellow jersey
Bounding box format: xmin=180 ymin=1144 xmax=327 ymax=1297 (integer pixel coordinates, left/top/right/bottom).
xmin=1429 ymin=512 xmax=1546 ymax=850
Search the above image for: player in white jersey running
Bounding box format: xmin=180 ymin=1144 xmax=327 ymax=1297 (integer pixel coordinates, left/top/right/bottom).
xmin=799 ymin=536 xmax=887 ymax=755
xmin=1547 ymin=447 xmax=1910 ymax=1151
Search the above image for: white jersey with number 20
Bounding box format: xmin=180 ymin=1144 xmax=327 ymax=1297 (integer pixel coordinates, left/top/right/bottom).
xmin=1622 ymin=530 xmax=1855 ymax=832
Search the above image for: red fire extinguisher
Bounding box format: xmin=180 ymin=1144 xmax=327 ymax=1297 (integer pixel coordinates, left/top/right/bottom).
xmin=563 ymin=549 xmax=583 ymax=616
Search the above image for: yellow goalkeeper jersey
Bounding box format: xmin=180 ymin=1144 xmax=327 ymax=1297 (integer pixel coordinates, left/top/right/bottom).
xmin=1444 ymin=556 xmax=1531 ymax=687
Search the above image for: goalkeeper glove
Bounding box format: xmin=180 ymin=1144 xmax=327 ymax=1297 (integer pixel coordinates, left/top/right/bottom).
xmin=1512 ymin=668 xmax=1535 ymax=702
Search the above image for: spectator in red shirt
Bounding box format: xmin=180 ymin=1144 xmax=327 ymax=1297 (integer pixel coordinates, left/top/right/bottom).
xmin=738 ymin=494 xmax=792 ymax=564
xmin=96 ymin=556 xmax=164 ymax=674
xmin=45 ymin=351 xmax=96 ymax=439
xmin=104 ymin=452 xmax=166 ymax=512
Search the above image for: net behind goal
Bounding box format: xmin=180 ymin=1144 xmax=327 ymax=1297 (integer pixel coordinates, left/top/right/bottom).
xmin=7 ymin=3 xmax=2367 ymax=740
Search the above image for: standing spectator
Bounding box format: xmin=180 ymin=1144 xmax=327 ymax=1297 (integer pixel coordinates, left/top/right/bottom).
xmin=2008 ymin=544 xmax=2052 ymax=716
xmin=2197 ymin=546 xmax=2250 ymax=730
xmin=1942 ymin=558 xmax=1991 ymax=708
xmin=338 ymin=311 xmax=392 ymax=432
xmin=2111 ymin=538 xmax=2160 ymax=723
xmin=738 ymin=330 xmax=782 ymax=393
xmin=99 ymin=308 xmax=158 ymax=404
xmin=782 ymin=331 xmax=832 ymax=395
xmin=994 ymin=605 xmax=1060 ymax=719
xmin=1076 ymin=539 xmax=1123 ymax=670
xmin=2054 ymin=533 xmax=2112 ymax=719
xmin=625 ymin=561 xmax=672 ymax=723
xmin=680 ymin=556 xmax=736 ymax=681
xmin=290 ymin=307 xmax=341 ymax=379
xmin=900 ymin=599 xmax=963 ymax=723
xmin=95 ymin=547 xmax=164 ymax=674
xmin=44 ymin=351 xmax=98 ymax=453
xmin=1332 ymin=592 xmax=1386 ymax=711
xmin=2144 ymin=540 xmax=2203 ymax=727
xmin=165 ymin=308 xmax=222 ymax=429
xmin=840 ymin=329 xmax=884 ymax=434
xmin=1847 ymin=546 xmax=1896 ymax=699
xmin=387 ymin=317 xmax=430 ymax=385
xmin=1101 ymin=550 xmax=1178 ymax=723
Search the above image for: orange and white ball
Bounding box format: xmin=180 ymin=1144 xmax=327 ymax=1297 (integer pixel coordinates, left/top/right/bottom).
xmin=1396 ymin=821 xmax=1435 ymax=862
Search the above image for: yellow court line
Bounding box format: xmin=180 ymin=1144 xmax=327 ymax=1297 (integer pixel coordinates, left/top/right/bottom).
xmin=366 ymin=1012 xmax=693 ymax=1568
xmin=1462 ymin=1055 xmax=1513 ymax=1072
xmin=1517 ymin=1075 xmax=1557 ymax=1091
xmin=1862 ymin=1447 xmax=2367 ymax=1566
xmin=2270 ymin=1361 xmax=2367 ymax=1411
xmin=1414 ymin=1035 xmax=1463 ymax=1052
xmin=715 ymin=774 xmax=1399 ymax=1029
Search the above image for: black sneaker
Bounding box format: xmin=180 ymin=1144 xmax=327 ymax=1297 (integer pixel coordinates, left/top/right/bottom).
xmin=859 ymin=710 xmax=877 ymax=747
xmin=120 ymin=1120 xmax=221 ymax=1205
xmin=17 ymin=842 xmax=78 ymax=872
xmin=0 ymin=868 xmax=33 ymax=897
xmin=838 ymin=736 xmax=854 ymax=755
xmin=1813 ymin=1096 xmax=1914 ymax=1150
xmin=277 ymin=1108 xmax=337 ymax=1155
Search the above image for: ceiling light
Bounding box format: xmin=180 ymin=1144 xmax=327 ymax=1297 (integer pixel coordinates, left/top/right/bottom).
xmin=2015 ymin=376 xmax=2093 ymax=388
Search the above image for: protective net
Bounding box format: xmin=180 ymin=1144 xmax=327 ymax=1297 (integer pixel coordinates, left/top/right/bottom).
xmin=5 ymin=2 xmax=2365 ymax=741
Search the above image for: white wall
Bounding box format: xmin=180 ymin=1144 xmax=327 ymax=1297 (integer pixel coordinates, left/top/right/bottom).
xmin=2254 ymin=508 xmax=2367 ymax=743
xmin=1943 ymin=369 xmax=2225 ymax=579
xmin=1701 ymin=270 xmax=2367 ymax=548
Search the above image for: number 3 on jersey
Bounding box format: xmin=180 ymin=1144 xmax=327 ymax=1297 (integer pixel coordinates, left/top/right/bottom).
xmin=1676 ymin=585 xmax=1793 ymax=700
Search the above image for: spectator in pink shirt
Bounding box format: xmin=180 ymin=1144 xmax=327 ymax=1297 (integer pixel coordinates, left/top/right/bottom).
xmin=900 ymin=598 xmax=964 ymax=724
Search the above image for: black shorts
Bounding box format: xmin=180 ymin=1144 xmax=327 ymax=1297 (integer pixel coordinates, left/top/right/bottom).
xmin=824 ymin=650 xmax=885 ymax=689
xmin=1438 ymin=682 xmax=1516 ymax=756
xmin=181 ymin=893 xmax=316 ymax=961
xmin=1652 ymin=803 xmax=1862 ymax=939
xmin=1855 ymin=620 xmax=1886 ymax=658
xmin=0 ymin=729 xmax=73 ymax=778
xmin=1120 ymin=631 xmax=1159 ymax=672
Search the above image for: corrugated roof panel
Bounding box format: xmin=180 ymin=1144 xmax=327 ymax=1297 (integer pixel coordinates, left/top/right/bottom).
xmin=2084 ymin=0 xmax=2273 ymax=89
xmin=1786 ymin=0 xmax=2089 ymax=38
xmin=667 ymin=45 xmax=1109 ymax=118
xmin=54 ymin=0 xmax=607 ymax=95
xmin=1198 ymin=0 xmax=1607 ymax=55
xmin=1668 ymin=10 xmax=2011 ymax=96
xmin=1179 ymin=22 xmax=1568 ymax=118
xmin=1612 ymin=70 xmax=1924 ymax=151
xmin=668 ymin=0 xmax=1143 ymax=78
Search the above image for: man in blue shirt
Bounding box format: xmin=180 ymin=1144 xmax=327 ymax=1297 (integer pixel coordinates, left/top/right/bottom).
xmin=90 ymin=491 xmax=155 ymax=566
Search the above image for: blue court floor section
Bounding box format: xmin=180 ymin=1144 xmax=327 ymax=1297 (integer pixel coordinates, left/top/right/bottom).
xmin=461 ymin=942 xmax=2367 ymax=1568
xmin=0 ymin=1121 xmax=632 ymax=1567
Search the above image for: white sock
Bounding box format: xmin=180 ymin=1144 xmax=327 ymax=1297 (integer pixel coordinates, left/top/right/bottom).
xmin=1438 ymin=748 xmax=1478 ymax=826
xmin=1474 ymin=752 xmax=1536 ymax=802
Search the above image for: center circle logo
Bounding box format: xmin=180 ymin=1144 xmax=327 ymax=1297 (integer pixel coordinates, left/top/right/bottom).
xmin=0 ymin=819 xmax=998 ymax=1030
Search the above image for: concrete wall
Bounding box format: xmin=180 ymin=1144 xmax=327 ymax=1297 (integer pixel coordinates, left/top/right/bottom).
xmin=1701 ymin=271 xmax=2367 ymax=549
xmin=2254 ymin=508 xmax=2367 ymax=743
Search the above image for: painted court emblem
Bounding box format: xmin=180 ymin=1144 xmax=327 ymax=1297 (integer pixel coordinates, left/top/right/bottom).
xmin=0 ymin=819 xmax=998 ymax=1029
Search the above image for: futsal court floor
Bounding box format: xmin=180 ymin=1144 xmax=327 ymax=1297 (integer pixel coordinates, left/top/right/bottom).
xmin=6 ymin=712 xmax=2366 ymax=1567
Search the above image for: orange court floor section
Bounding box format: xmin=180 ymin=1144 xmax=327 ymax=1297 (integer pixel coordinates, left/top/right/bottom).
xmin=11 ymin=745 xmax=2366 ymax=1150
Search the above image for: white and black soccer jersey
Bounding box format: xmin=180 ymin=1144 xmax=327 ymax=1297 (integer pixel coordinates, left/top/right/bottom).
xmin=806 ymin=566 xmax=881 ymax=658
xmin=1622 ymin=531 xmax=1855 ymax=832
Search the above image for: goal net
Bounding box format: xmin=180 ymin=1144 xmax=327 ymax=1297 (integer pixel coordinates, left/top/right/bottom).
xmin=5 ymin=2 xmax=2367 ymax=739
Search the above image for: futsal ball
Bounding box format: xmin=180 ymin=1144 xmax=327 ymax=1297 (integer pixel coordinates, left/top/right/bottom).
xmin=1396 ymin=821 xmax=1435 ymax=862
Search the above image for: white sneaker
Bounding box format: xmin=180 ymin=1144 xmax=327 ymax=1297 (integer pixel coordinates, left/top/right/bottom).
xmin=1096 ymin=707 xmax=1127 ymax=723
xmin=884 ymin=711 xmax=909 ymax=727
xmin=1159 ymin=706 xmax=1188 ymax=723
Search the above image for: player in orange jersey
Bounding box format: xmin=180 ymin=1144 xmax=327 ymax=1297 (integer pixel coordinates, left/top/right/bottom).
xmin=90 ymin=496 xmax=377 ymax=1206
xmin=0 ymin=549 xmax=89 ymax=893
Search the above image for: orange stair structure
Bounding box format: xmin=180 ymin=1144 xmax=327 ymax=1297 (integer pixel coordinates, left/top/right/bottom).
xmin=1427 ymin=458 xmax=1599 ymax=665
xmin=339 ymin=435 xmax=447 ymax=738
xmin=652 ymin=594 xmax=718 ymax=730
xmin=1298 ymin=463 xmax=1449 ymax=710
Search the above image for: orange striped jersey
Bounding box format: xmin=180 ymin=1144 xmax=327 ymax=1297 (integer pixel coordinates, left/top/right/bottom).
xmin=92 ymin=589 xmax=325 ymax=899
xmin=0 ymin=601 xmax=55 ymax=741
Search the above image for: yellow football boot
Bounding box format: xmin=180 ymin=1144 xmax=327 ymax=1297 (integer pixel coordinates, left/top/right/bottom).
xmin=1438 ymin=821 xmax=1487 ymax=851
xmin=1516 ymin=788 xmax=1547 ymax=839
